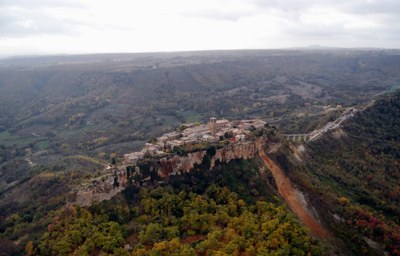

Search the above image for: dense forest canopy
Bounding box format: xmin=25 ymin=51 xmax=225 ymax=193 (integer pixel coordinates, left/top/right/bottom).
xmin=38 ymin=184 xmax=321 ymax=256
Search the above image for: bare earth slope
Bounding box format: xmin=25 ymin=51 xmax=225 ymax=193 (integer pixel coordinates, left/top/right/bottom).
xmin=258 ymin=148 xmax=328 ymax=238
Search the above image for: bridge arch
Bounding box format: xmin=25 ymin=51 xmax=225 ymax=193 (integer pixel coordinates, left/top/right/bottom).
xmin=282 ymin=134 xmax=311 ymax=143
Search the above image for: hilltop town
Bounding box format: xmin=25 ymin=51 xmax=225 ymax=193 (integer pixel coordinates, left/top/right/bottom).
xmin=70 ymin=107 xmax=360 ymax=207
xmin=70 ymin=118 xmax=269 ymax=206
xmin=123 ymin=118 xmax=267 ymax=165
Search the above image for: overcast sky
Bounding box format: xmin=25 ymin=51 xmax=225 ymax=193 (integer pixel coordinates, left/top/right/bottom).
xmin=0 ymin=0 xmax=399 ymax=56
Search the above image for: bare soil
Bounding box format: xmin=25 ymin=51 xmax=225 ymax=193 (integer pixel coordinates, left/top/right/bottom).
xmin=182 ymin=234 xmax=206 ymax=244
xmin=259 ymin=149 xmax=329 ymax=238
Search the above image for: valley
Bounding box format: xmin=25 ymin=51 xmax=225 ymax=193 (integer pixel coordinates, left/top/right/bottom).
xmin=0 ymin=49 xmax=400 ymax=255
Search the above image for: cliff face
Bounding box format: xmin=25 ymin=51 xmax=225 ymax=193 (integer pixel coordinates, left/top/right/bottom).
xmin=157 ymin=151 xmax=206 ymax=178
xmin=70 ymin=139 xmax=264 ymax=206
xmin=211 ymin=141 xmax=259 ymax=169
xmin=69 ymin=170 xmax=128 ymax=206
xmin=156 ymin=141 xmax=260 ymax=178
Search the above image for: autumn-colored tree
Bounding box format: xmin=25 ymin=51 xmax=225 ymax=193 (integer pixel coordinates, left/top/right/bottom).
xmin=25 ymin=241 xmax=34 ymax=256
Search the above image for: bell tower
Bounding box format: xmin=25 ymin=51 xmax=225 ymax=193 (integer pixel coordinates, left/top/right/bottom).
xmin=209 ymin=117 xmax=217 ymax=137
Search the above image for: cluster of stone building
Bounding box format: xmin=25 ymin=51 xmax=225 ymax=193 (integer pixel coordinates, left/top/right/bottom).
xmin=70 ymin=109 xmax=357 ymax=207
xmin=124 ymin=117 xmax=266 ymax=165
xmin=71 ymin=118 xmax=267 ymax=206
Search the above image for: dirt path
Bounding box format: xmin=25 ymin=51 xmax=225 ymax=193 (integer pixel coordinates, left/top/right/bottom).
xmin=258 ymin=149 xmax=329 ymax=238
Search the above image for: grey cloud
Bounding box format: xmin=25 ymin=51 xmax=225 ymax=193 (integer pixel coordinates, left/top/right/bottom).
xmin=251 ymin=0 xmax=400 ymax=46
xmin=0 ymin=1 xmax=85 ymax=37
xmin=0 ymin=10 xmax=79 ymax=37
xmin=0 ymin=0 xmax=86 ymax=9
xmin=251 ymin=0 xmax=341 ymax=12
xmin=0 ymin=0 xmax=398 ymax=50
xmin=252 ymin=0 xmax=400 ymax=16
xmin=282 ymin=18 xmax=400 ymax=47
xmin=283 ymin=22 xmax=347 ymax=38
xmin=180 ymin=8 xmax=255 ymax=22
xmin=341 ymin=0 xmax=400 ymax=15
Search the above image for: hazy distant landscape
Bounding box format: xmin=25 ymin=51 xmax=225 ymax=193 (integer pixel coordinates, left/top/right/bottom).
xmin=1 ymin=49 xmax=400 ymax=255
xmin=1 ymin=49 xmax=399 ymax=155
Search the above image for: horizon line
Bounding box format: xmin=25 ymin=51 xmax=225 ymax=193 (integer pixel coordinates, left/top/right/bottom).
xmin=1 ymin=46 xmax=400 ymax=60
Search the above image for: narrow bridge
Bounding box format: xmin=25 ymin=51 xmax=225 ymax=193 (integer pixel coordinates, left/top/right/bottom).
xmin=282 ymin=134 xmax=312 ymax=143
xmin=281 ymin=107 xmax=358 ymax=144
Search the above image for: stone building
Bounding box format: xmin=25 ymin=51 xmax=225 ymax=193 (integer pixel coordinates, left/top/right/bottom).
xmin=209 ymin=117 xmax=217 ymax=136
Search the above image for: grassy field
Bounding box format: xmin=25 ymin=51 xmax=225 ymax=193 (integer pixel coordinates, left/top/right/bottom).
xmin=0 ymin=130 xmax=35 ymax=147
xmin=0 ymin=130 xmax=49 ymax=148
xmin=179 ymin=110 xmax=204 ymax=123
xmin=65 ymin=155 xmax=109 ymax=166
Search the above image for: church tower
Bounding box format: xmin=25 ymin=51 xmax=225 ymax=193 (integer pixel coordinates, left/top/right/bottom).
xmin=209 ymin=117 xmax=217 ymax=137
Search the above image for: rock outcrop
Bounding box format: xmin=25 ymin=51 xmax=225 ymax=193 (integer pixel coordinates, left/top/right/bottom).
xmin=211 ymin=141 xmax=259 ymax=169
xmin=156 ymin=140 xmax=261 ymax=178
xmin=157 ymin=150 xmax=206 ymax=178
xmin=70 ymin=138 xmax=265 ymax=206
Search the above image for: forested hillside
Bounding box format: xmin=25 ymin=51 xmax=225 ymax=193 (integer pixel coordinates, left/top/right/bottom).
xmin=272 ymin=90 xmax=400 ymax=255
xmin=17 ymin=159 xmax=321 ymax=255
xmin=38 ymin=185 xmax=321 ymax=255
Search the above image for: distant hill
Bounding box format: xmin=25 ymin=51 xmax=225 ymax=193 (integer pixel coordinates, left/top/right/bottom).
xmin=1 ymin=49 xmax=400 ymax=157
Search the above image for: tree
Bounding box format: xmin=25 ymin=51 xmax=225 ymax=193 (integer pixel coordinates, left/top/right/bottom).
xmin=25 ymin=241 xmax=34 ymax=256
